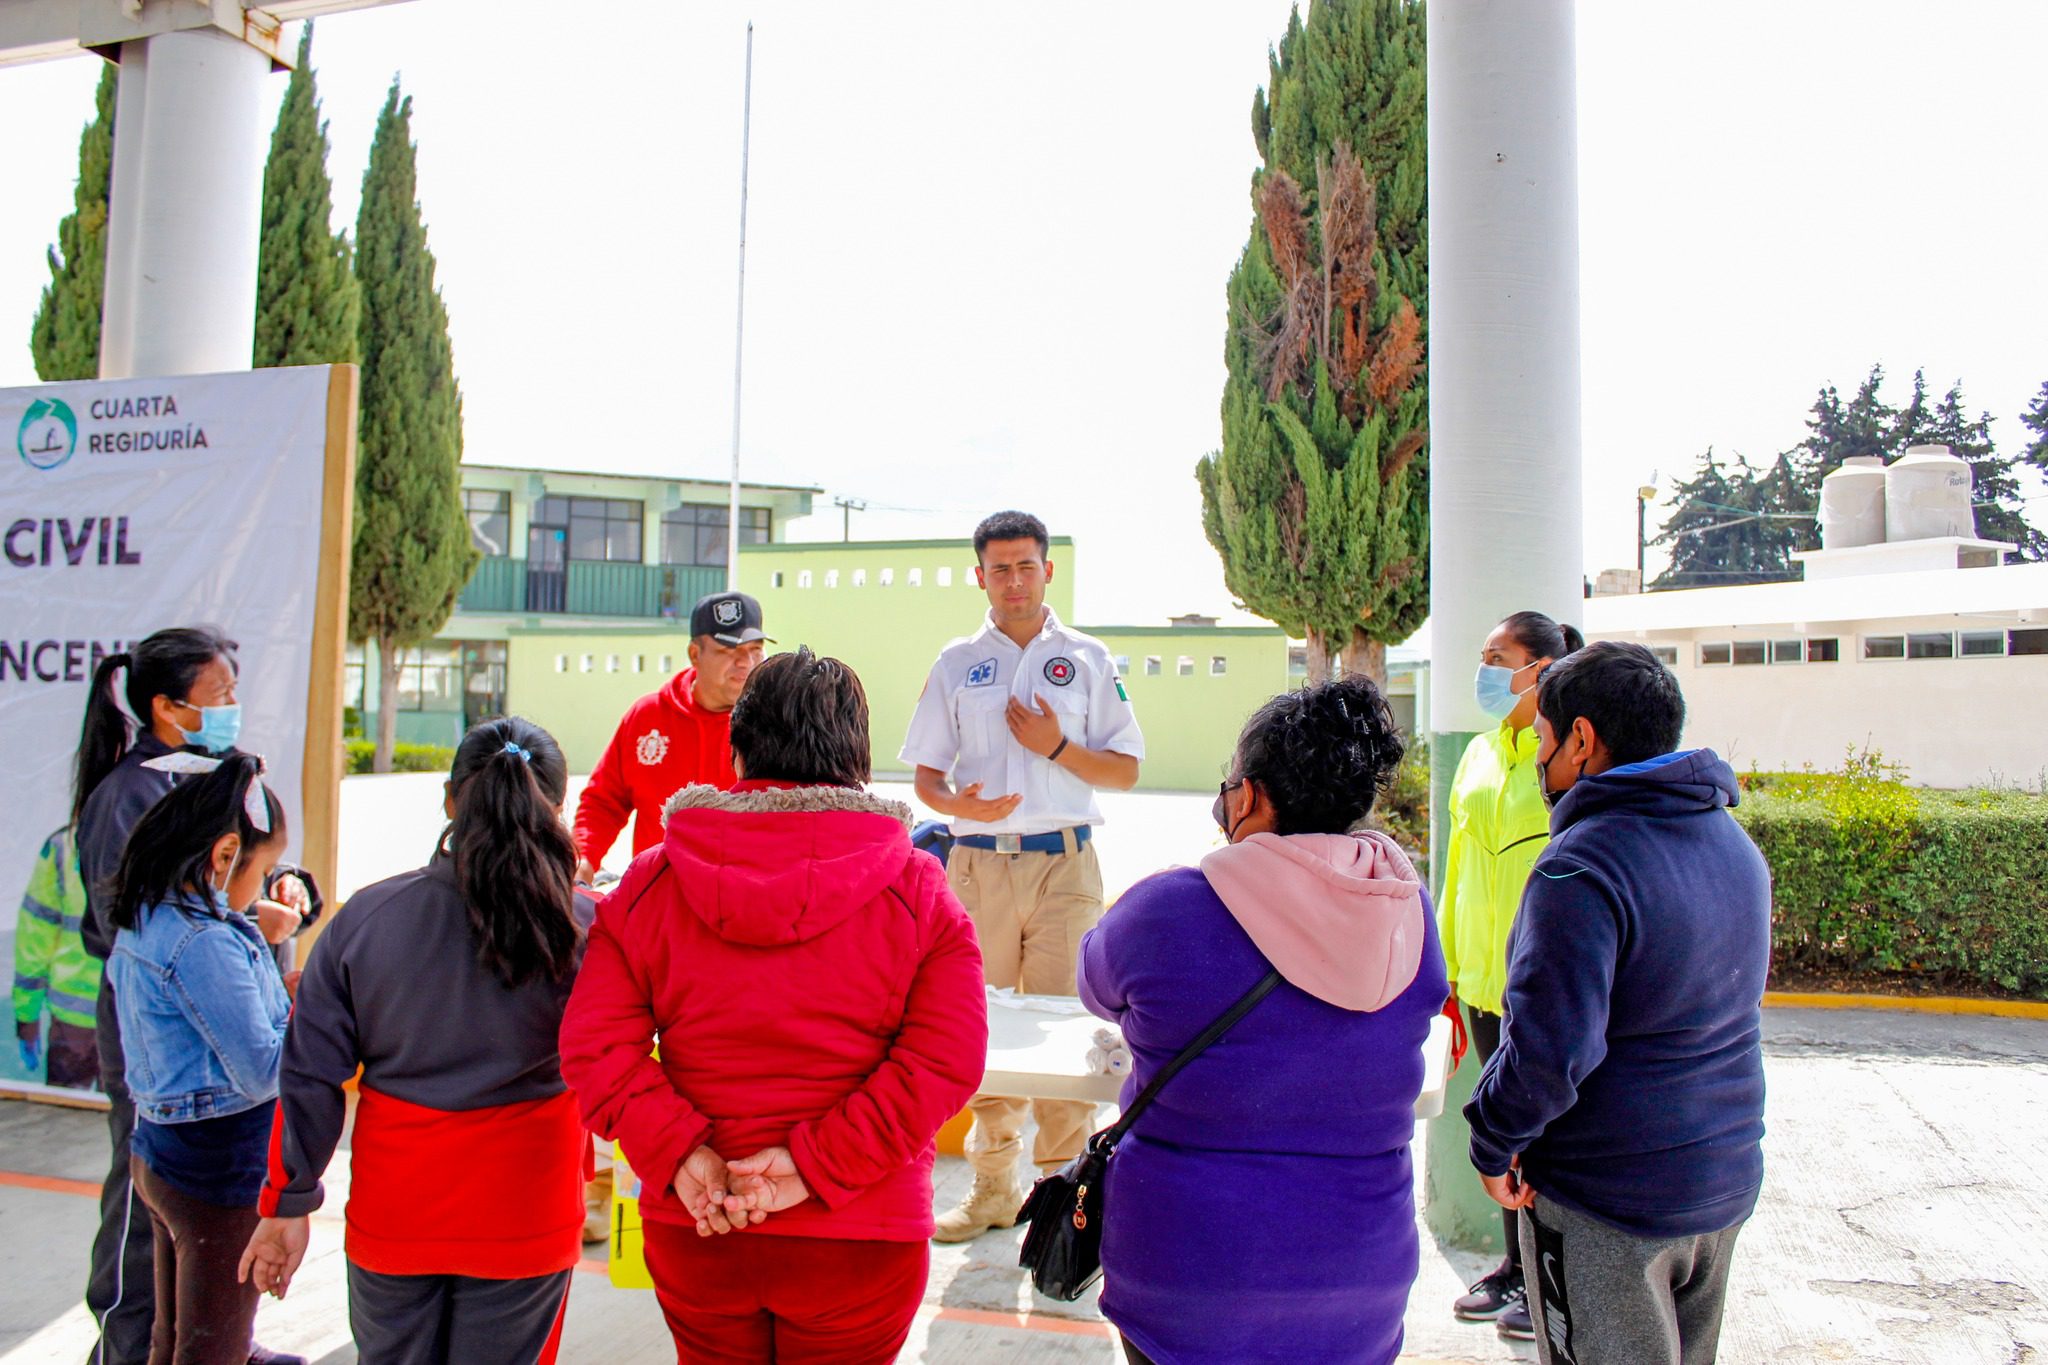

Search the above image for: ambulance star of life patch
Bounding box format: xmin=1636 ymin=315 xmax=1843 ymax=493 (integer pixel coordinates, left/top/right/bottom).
xmin=1043 ymin=656 xmax=1076 ymax=686
xmin=966 ymin=659 xmax=998 ymax=687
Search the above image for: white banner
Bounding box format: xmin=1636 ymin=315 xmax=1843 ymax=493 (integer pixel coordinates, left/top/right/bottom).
xmin=0 ymin=366 xmax=342 ymax=910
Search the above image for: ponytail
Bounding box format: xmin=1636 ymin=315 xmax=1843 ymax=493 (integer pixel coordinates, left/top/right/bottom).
xmin=1499 ymin=611 xmax=1583 ymax=665
xmin=443 ymin=717 xmax=578 ymax=989
xmin=72 ymin=651 xmax=134 ymax=828
xmin=71 ymin=626 xmax=238 ymax=827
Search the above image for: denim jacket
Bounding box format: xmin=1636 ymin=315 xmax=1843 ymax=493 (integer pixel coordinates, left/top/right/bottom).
xmin=108 ymin=893 xmax=290 ymax=1124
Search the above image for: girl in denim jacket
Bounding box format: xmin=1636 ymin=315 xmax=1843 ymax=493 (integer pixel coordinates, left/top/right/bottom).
xmin=106 ymin=753 xmax=290 ymax=1365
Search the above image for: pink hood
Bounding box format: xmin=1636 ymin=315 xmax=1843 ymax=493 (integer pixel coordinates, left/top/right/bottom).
xmin=1199 ymin=829 xmax=1426 ymax=1012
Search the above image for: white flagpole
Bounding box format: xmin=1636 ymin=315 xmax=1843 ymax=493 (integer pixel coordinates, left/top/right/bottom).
xmin=726 ymin=21 xmax=755 ymax=592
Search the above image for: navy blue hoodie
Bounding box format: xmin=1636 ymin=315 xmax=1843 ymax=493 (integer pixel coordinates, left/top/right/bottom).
xmin=1465 ymin=748 xmax=1770 ymax=1239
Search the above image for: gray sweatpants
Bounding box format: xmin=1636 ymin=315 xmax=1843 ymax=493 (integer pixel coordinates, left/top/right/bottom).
xmin=347 ymin=1264 xmax=571 ymax=1365
xmin=1519 ymin=1192 xmax=1744 ymax=1365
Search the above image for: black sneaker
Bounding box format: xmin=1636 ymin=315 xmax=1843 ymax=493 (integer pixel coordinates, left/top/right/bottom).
xmin=1452 ymin=1264 xmax=1526 ymax=1322
xmin=1496 ymin=1301 xmax=1536 ymax=1341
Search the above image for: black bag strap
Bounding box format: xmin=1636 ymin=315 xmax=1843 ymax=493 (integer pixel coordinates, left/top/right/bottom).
xmin=1099 ymin=969 xmax=1282 ymax=1150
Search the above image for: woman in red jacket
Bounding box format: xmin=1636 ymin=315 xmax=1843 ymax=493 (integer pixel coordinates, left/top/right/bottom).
xmin=238 ymin=717 xmax=594 ymax=1364
xmin=560 ymin=647 xmax=987 ymax=1363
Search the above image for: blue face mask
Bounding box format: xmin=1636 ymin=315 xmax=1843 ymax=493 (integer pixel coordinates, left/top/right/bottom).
xmin=176 ymin=702 xmax=242 ymax=755
xmin=1473 ymin=661 xmax=1538 ymax=720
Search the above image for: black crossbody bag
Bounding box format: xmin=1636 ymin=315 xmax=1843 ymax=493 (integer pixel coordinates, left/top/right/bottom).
xmin=1016 ymin=969 xmax=1283 ymax=1300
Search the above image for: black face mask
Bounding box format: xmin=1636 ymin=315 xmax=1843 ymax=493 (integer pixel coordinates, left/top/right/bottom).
xmin=1536 ymin=732 xmax=1576 ymax=810
xmin=1213 ymin=779 xmax=1249 ymax=840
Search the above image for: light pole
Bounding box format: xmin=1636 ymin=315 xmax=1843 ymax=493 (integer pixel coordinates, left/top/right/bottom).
xmin=1637 ymin=484 xmax=1659 ymax=584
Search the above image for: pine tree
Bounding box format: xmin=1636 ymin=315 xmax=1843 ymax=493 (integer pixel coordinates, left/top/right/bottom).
xmin=2020 ymin=382 xmax=2048 ymax=473
xmin=1651 ymin=449 xmax=1799 ymax=588
xmin=29 ymin=65 xmax=115 ymax=382
xmin=254 ymin=24 xmax=361 ymax=369
xmin=1197 ymin=0 xmax=1428 ymax=684
xmin=349 ymin=80 xmax=476 ymax=772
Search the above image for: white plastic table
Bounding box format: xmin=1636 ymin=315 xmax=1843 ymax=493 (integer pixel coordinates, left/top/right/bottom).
xmin=980 ymin=993 xmax=1454 ymax=1119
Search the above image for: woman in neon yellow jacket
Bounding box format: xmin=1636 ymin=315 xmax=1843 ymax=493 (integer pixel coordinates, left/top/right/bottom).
xmin=1440 ymin=610 xmax=1581 ymax=1335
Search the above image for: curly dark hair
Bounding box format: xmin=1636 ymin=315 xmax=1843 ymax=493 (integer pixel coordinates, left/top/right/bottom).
xmin=973 ymin=510 xmax=1048 ymax=563
xmin=1231 ymin=676 xmax=1405 ymax=835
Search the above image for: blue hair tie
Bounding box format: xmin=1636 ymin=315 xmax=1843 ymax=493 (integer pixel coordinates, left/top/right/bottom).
xmin=503 ymin=741 xmax=531 ymax=762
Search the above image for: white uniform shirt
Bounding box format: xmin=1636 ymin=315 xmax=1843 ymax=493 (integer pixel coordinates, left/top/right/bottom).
xmin=900 ymin=607 xmax=1145 ymax=837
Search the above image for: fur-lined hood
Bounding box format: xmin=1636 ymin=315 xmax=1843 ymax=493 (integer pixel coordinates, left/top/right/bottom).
xmin=659 ymin=781 xmax=918 ymax=947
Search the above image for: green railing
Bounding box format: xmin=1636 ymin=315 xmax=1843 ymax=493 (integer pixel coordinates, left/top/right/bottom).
xmin=457 ymin=557 xmax=725 ymax=621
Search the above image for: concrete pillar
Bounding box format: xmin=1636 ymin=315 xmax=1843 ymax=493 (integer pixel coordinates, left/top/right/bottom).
xmin=99 ymin=28 xmax=270 ymax=380
xmin=1423 ymin=0 xmax=1586 ymax=1252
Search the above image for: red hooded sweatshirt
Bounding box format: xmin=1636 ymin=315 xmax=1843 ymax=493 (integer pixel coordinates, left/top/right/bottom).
xmin=558 ymin=780 xmax=987 ymax=1241
xmin=573 ymin=668 xmax=738 ymax=865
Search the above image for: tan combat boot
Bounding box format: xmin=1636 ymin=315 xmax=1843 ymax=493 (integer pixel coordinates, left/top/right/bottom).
xmin=932 ymin=1172 xmax=1024 ymax=1243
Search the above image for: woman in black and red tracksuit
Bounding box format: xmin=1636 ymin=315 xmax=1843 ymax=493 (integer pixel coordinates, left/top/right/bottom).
xmin=237 ymin=718 xmax=595 ymax=1365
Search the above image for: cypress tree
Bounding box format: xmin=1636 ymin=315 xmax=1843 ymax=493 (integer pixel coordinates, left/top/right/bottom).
xmin=255 ymin=24 xmax=361 ymax=369
xmin=29 ymin=65 xmax=115 ymax=382
xmin=2019 ymin=382 xmax=2048 ymax=474
xmin=1890 ymin=373 xmax=2044 ymax=561
xmin=350 ymin=79 xmax=476 ymax=772
xmin=1196 ymin=0 xmax=1428 ymax=683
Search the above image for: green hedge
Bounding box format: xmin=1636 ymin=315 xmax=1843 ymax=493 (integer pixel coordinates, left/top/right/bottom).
xmin=345 ymin=741 xmax=457 ymax=776
xmin=1736 ymin=783 xmax=2048 ymax=997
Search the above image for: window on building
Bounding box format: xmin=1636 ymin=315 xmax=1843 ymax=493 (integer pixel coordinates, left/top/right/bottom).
xmin=1648 ymin=645 xmax=1679 ymax=667
xmin=798 ymin=570 xmax=812 ymax=589
xmin=606 ymin=655 xmax=620 ymax=673
xmin=1113 ymin=654 xmax=1131 ymax=673
xmin=534 ymin=496 xmax=643 ymax=563
xmin=879 ymin=567 xmax=893 ymax=587
xmin=1907 ymin=631 xmax=1955 ymax=659
xmin=376 ymin=642 xmax=467 ymax=714
xmin=660 ymin=504 xmax=770 ymax=567
xmin=825 ymin=569 xmax=839 ymax=588
xmin=658 ymin=654 xmax=673 ymax=673
xmin=554 ymin=654 xmax=568 ymax=673
xmin=908 ymin=567 xmax=923 ymax=588
xmin=1144 ymin=655 xmax=1162 ymax=676
xmin=1959 ymin=630 xmax=2007 ymax=658
xmin=1210 ymin=655 xmax=1228 ymax=676
xmin=2010 ymin=629 xmax=2048 ymax=656
xmin=580 ymin=654 xmax=595 ymax=673
xmin=1177 ymin=656 xmax=1195 ymax=677
xmin=1730 ymin=641 xmax=1767 ymax=666
xmin=1807 ymin=638 xmax=1840 ymax=663
xmin=1771 ymin=639 xmax=1803 ymax=664
xmin=852 ymin=568 xmax=867 ymax=587
xmin=463 ymin=489 xmax=510 ymax=556
xmin=937 ymin=567 xmax=953 ymax=588
xmin=1699 ymin=642 xmax=1732 ymax=666
xmin=1863 ymin=635 xmax=1905 ymax=660
xmin=771 ymin=571 xmax=784 ymax=588
xmin=634 ymin=655 xmax=646 ymax=673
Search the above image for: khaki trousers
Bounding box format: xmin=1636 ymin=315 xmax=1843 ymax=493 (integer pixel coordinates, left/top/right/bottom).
xmin=947 ymin=839 xmax=1104 ymax=1182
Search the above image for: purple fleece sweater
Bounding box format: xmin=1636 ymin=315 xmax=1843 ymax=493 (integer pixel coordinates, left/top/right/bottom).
xmin=1078 ymin=854 xmax=1447 ymax=1365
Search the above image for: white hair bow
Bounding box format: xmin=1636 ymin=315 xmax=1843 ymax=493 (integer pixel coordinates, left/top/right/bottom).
xmin=142 ymin=753 xmax=272 ymax=833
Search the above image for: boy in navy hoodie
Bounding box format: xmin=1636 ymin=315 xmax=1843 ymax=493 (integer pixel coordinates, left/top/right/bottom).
xmin=1465 ymin=641 xmax=1770 ymax=1365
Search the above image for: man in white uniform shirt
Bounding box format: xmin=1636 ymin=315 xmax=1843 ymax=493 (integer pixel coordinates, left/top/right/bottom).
xmin=902 ymin=510 xmax=1145 ymax=1242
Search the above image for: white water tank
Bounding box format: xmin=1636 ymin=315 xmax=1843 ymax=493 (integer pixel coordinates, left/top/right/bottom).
xmin=1884 ymin=445 xmax=1976 ymax=542
xmin=1818 ymin=456 xmax=1888 ymax=549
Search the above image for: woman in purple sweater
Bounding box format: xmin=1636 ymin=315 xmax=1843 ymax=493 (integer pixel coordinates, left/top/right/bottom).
xmin=1078 ymin=677 xmax=1448 ymax=1365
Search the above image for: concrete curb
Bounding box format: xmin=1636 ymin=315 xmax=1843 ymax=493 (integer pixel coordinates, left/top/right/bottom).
xmin=1763 ymin=990 xmax=2048 ymax=1020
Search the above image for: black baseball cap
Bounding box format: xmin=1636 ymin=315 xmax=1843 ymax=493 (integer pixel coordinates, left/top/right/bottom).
xmin=690 ymin=591 xmax=772 ymax=646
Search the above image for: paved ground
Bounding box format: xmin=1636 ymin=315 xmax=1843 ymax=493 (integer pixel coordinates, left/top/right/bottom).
xmin=7 ymin=1006 xmax=2044 ymax=1363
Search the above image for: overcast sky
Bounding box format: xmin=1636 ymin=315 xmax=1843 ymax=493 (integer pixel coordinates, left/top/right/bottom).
xmin=2 ymin=1 xmax=2043 ymax=631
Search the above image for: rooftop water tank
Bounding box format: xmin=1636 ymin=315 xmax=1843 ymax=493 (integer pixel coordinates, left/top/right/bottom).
xmin=1818 ymin=456 xmax=1887 ymax=549
xmin=1884 ymin=444 xmax=1975 ymax=542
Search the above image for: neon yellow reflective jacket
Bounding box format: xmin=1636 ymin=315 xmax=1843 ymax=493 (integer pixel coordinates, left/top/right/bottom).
xmin=1437 ymin=722 xmax=1551 ymax=1016
xmin=13 ymin=827 xmax=100 ymax=1030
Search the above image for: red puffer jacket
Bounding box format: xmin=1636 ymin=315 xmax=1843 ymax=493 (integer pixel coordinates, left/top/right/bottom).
xmin=559 ymin=779 xmax=987 ymax=1241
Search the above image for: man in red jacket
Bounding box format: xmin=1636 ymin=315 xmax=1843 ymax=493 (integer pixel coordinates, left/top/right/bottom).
xmin=572 ymin=591 xmax=769 ymax=881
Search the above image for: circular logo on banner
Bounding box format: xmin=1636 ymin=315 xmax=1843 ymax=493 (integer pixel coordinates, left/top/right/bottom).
xmin=17 ymin=398 xmax=77 ymax=472
xmin=636 ymin=730 xmax=671 ymax=765
xmin=712 ymin=597 xmax=743 ymax=627
xmin=1043 ymin=657 xmax=1076 ymax=687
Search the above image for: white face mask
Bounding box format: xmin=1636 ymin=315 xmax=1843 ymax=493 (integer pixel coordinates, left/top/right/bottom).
xmin=211 ymin=843 xmax=243 ymax=914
